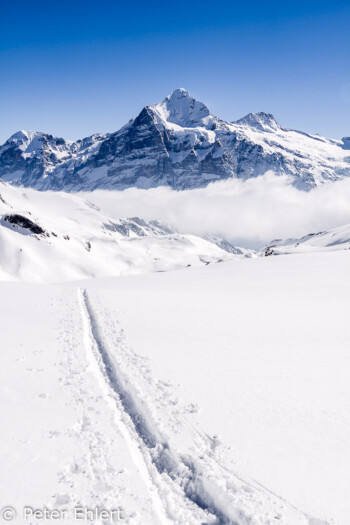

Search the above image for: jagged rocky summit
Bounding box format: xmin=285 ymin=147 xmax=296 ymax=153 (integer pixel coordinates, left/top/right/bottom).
xmin=1 ymin=88 xmax=350 ymax=191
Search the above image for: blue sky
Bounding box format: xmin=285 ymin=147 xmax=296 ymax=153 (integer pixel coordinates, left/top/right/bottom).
xmin=0 ymin=0 xmax=349 ymax=143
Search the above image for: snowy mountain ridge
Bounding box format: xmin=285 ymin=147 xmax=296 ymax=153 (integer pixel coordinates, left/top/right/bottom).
xmin=235 ymin=111 xmax=284 ymax=132
xmin=264 ymin=223 xmax=350 ymax=256
xmin=1 ymin=88 xmax=350 ymax=191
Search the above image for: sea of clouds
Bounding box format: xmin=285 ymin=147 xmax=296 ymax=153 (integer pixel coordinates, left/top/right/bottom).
xmin=86 ymin=173 xmax=350 ymax=248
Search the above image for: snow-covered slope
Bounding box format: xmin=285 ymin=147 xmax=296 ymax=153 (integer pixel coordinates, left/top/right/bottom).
xmin=83 ymin=251 xmax=349 ymax=525
xmin=1 ymin=89 xmax=350 ymax=191
xmin=0 ymin=181 xmax=233 ymax=282
xmin=264 ymin=222 xmax=350 ymax=255
xmin=1 ymin=250 xmax=349 ymax=524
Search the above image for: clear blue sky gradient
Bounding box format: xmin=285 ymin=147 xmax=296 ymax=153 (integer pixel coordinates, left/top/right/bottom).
xmin=1 ymin=0 xmax=350 ymax=143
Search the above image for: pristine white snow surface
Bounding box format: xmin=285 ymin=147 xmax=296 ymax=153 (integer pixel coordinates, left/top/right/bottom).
xmin=0 ymin=246 xmax=349 ymax=524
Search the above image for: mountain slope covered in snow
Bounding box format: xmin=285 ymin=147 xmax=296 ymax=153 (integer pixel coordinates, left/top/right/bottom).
xmin=0 ymin=181 xmax=235 ymax=282
xmin=1 ymin=89 xmax=350 ymax=191
xmin=264 ymin=222 xmax=350 ymax=255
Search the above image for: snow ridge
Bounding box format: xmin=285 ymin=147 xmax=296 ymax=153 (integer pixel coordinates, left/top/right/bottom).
xmin=235 ymin=112 xmax=283 ymax=132
xmin=264 ymin=223 xmax=350 ymax=256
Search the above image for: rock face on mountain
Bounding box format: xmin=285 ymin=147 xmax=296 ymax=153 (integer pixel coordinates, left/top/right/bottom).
xmin=1 ymin=88 xmax=350 ymax=191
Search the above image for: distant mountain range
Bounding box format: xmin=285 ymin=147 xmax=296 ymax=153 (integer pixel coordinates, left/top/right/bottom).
xmin=1 ymin=88 xmax=349 ymax=192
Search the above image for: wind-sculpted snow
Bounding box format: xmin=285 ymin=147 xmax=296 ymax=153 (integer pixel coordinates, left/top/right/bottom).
xmin=1 ymin=89 xmax=350 ymax=191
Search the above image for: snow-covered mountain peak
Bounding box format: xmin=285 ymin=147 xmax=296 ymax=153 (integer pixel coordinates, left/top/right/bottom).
xmin=235 ymin=112 xmax=283 ymax=132
xmin=154 ymin=88 xmax=210 ymax=127
xmin=9 ymin=130 xmax=36 ymax=142
xmin=4 ymin=130 xmax=69 ymax=156
xmin=6 ymin=130 xmax=47 ymax=153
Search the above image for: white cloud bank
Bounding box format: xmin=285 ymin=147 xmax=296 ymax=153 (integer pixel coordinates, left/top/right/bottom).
xmin=85 ymin=173 xmax=350 ymax=248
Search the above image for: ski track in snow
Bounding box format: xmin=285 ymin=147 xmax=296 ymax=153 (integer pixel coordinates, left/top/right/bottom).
xmin=79 ymin=288 xmax=218 ymax=525
xmin=79 ymin=288 xmax=171 ymax=525
xmin=54 ymin=287 xmax=165 ymax=525
xmin=76 ymin=287 xmax=324 ymax=525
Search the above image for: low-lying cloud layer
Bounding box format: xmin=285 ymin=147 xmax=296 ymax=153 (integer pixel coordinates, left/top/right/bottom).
xmin=86 ymin=174 xmax=350 ymax=248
